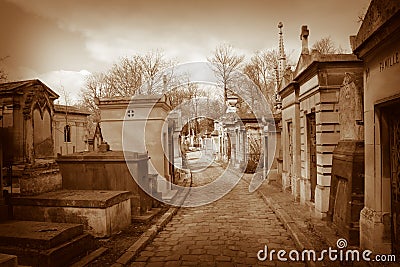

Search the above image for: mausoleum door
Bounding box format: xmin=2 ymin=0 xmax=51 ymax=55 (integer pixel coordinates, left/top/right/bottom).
xmin=389 ymin=107 xmax=400 ymax=256
xmin=307 ymin=113 xmax=317 ymax=202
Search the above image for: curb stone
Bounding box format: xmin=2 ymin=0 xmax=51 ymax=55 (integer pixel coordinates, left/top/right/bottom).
xmin=259 ymin=194 xmax=320 ymax=267
xmin=241 ymin=176 xmax=322 ymax=267
xmin=112 ymin=176 xmax=192 ymax=267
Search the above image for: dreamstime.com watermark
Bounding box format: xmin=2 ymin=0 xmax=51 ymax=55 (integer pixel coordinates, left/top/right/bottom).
xmin=257 ymin=238 xmax=397 ymax=263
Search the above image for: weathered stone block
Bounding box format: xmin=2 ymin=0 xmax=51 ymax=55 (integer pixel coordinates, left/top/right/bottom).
xmin=316 ymin=144 xmax=336 ymax=154
xmin=317 ymin=173 xmax=331 ymax=186
xmin=315 ymin=185 xmax=330 ymax=215
xmin=329 ymin=141 xmax=364 ymax=245
xmin=300 ymin=178 xmax=311 ymax=204
xmin=317 ymin=132 xmax=340 ymax=145
xmin=320 ymin=91 xmax=338 ymax=103
xmin=0 ymin=220 xmax=93 ymax=267
xmin=57 ymin=151 xmax=153 ymax=216
xmin=12 ymin=190 xmax=132 ymax=238
xmin=318 ymin=103 xmax=335 ymax=112
xmin=19 ymin=162 xmax=62 ymax=196
xmin=300 ymin=166 xmax=306 ymax=178
xmin=360 ymin=207 xmax=392 ymax=254
xmin=291 ymin=175 xmax=301 ymax=201
xmin=316 ymin=153 xmax=333 ymax=166
xmin=317 ymin=112 xmax=339 ymax=124
xmin=281 ymin=172 xmax=291 ymax=191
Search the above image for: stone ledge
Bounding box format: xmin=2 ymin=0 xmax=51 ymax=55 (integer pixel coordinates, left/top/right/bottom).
xmin=0 ymin=253 xmax=17 ymax=267
xmin=56 ymin=150 xmax=149 ymax=162
xmin=12 ymin=190 xmax=132 ymax=208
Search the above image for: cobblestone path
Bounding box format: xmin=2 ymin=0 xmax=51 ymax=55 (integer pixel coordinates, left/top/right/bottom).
xmin=131 ymin=161 xmax=305 ymax=267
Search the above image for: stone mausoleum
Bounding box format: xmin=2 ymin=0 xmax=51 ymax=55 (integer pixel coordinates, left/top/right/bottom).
xmin=352 ymin=0 xmax=400 ymax=256
xmin=0 ymin=79 xmax=157 ymax=265
xmin=53 ymin=104 xmax=91 ymax=156
xmin=279 ymin=26 xmax=363 ymax=219
xmin=98 ymin=94 xmax=177 ymax=200
xmin=0 ymin=79 xmax=59 ymax=165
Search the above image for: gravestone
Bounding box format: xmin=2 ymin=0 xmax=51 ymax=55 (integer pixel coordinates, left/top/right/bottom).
xmin=329 ymin=73 xmax=364 ymax=245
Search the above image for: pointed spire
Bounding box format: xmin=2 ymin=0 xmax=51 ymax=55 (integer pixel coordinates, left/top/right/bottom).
xmin=274 ymin=65 xmax=280 ymax=92
xmin=274 ymin=65 xmax=282 ymax=113
xmin=274 ymin=22 xmax=285 ymax=114
xmin=278 ymin=22 xmax=286 ymax=83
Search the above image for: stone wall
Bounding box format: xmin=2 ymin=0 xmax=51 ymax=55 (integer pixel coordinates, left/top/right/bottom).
xmin=53 ymin=109 xmax=89 ymax=156
xmin=281 ymin=87 xmax=301 ymax=199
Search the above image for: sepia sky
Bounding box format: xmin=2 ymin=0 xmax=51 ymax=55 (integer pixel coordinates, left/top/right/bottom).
xmin=0 ymin=0 xmax=370 ymax=101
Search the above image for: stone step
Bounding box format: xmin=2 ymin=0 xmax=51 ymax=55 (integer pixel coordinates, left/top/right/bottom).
xmin=132 ymin=208 xmax=163 ymax=223
xmin=0 ymin=234 xmax=93 ymax=267
xmin=12 ymin=190 xmax=132 ymax=237
xmin=0 ymin=253 xmax=17 ymax=267
xmin=0 ymin=221 xmax=84 ymax=250
xmin=0 ymin=220 xmax=93 ymax=267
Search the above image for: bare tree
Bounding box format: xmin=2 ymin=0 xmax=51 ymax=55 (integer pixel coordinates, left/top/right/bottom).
xmin=139 ymin=50 xmax=176 ymax=94
xmin=243 ymin=50 xmax=279 ymax=109
xmin=82 ymin=56 xmax=143 ymax=101
xmin=312 ymin=36 xmax=345 ymax=54
xmin=0 ymin=56 xmax=9 ymax=82
xmin=80 ymin=72 xmax=109 ymax=123
xmin=208 ymin=44 xmax=245 ymax=102
xmin=80 ymin=51 xmax=178 ymax=122
xmin=109 ymin=56 xmax=143 ymax=96
xmin=167 ymin=80 xmax=202 ymax=109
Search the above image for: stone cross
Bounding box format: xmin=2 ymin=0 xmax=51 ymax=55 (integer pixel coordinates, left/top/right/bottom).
xmin=300 ymin=25 xmax=310 ymax=55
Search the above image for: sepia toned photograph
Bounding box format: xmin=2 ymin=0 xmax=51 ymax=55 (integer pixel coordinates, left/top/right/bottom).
xmin=0 ymin=0 xmax=399 ymax=266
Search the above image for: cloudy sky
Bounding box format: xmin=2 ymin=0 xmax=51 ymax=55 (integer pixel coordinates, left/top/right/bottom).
xmin=0 ymin=0 xmax=370 ymax=102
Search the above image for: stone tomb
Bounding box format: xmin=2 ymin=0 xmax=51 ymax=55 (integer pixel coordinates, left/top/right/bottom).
xmin=56 ymin=150 xmax=156 ymax=217
xmin=329 ymin=73 xmax=364 ymax=245
xmin=12 ymin=190 xmax=131 ymax=238
xmin=99 ymin=95 xmax=177 ymax=200
xmin=11 ymin=153 xmax=134 ymax=238
xmin=0 ymin=220 xmax=93 ymax=266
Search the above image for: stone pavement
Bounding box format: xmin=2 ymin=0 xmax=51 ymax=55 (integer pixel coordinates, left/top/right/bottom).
xmin=247 ymin=178 xmax=400 ymax=267
xmin=130 ymin=162 xmax=305 ymax=267
xmin=245 ymin=177 xmax=338 ymax=251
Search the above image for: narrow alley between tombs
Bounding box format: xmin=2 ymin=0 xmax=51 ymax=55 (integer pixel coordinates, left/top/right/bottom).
xmin=130 ymin=154 xmax=305 ymax=267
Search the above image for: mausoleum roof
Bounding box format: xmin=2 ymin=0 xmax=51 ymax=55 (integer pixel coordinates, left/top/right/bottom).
xmin=353 ymin=0 xmax=400 ymax=57
xmin=54 ymin=104 xmax=91 ymax=116
xmin=0 ymin=79 xmax=59 ymax=99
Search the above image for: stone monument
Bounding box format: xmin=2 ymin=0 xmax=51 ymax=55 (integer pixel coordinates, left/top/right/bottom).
xmin=329 ymin=72 xmax=364 ymax=245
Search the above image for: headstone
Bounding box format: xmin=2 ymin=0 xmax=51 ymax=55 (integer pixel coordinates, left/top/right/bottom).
xmin=329 ymin=73 xmax=365 ymax=245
